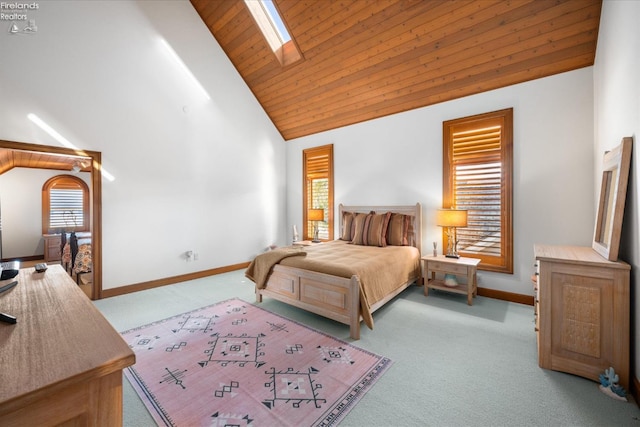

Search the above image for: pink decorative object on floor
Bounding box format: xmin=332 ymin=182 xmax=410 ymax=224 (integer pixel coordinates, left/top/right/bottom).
xmin=121 ymin=298 xmax=392 ymax=426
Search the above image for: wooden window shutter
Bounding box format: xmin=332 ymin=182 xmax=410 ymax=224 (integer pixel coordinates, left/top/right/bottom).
xmin=443 ymin=109 xmax=513 ymax=273
xmin=303 ymin=145 xmax=334 ymax=241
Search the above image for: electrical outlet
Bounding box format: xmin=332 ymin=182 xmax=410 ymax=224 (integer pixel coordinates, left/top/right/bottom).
xmin=186 ymin=250 xmax=193 ymax=261
xmin=193 ymin=252 xmax=199 ymax=261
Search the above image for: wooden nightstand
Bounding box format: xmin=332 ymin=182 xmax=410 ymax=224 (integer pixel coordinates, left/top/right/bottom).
xmin=422 ymin=255 xmax=480 ymax=305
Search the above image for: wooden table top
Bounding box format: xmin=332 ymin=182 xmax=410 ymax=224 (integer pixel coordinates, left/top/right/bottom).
xmin=0 ymin=265 xmax=135 ymax=414
xmin=534 ymin=244 xmax=630 ymax=270
xmin=422 ymin=254 xmax=481 ymax=266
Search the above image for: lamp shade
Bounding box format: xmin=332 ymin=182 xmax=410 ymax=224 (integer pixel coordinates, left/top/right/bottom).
xmin=308 ymin=209 xmax=324 ymax=221
xmin=436 ymin=208 xmax=468 ymax=227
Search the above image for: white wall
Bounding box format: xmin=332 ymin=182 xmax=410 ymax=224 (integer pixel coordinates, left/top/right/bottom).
xmin=0 ymin=169 xmax=90 ymax=258
xmin=594 ymin=0 xmax=640 ymax=387
xmin=0 ymin=1 xmax=286 ymax=289
xmin=286 ymin=68 xmax=595 ymax=297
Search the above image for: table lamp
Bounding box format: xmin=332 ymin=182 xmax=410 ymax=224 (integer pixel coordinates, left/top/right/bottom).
xmin=437 ymin=208 xmax=468 ymax=258
xmin=308 ymin=209 xmax=324 ymax=243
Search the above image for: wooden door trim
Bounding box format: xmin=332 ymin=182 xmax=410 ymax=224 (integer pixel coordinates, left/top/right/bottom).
xmin=0 ymin=139 xmax=103 ymax=299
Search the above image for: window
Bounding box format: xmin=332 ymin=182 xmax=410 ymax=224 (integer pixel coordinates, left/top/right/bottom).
xmin=261 ymin=0 xmax=291 ymax=44
xmin=42 ymin=175 xmax=90 ymax=234
xmin=245 ymin=0 xmax=302 ymax=66
xmin=303 ymin=144 xmax=333 ymax=241
xmin=443 ymin=108 xmax=513 ymax=273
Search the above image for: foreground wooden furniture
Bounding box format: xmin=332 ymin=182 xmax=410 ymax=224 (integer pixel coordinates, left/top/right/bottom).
xmin=0 ymin=265 xmax=135 ymax=426
xmin=256 ymin=204 xmax=422 ymax=340
xmin=533 ymin=244 xmax=630 ymax=389
xmin=423 ymin=255 xmax=480 ymax=305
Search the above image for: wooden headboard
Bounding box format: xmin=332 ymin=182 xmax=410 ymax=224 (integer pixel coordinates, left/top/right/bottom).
xmin=338 ymin=203 xmax=422 ymax=254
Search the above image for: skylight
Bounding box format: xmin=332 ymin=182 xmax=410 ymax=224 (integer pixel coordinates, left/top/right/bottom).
xmin=245 ymin=0 xmax=301 ymax=66
xmin=262 ymin=0 xmax=290 ymax=44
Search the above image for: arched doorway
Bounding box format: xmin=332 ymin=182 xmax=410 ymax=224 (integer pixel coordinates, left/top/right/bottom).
xmin=0 ymin=139 xmax=103 ymax=299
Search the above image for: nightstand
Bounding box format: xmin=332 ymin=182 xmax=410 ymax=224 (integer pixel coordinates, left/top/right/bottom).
xmin=422 ymin=255 xmax=480 ymax=305
xmin=43 ymin=233 xmax=62 ymax=262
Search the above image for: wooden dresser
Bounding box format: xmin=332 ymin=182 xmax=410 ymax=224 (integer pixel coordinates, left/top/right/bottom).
xmin=533 ymin=244 xmax=631 ymax=389
xmin=43 ymin=233 xmax=62 ymax=262
xmin=0 ymin=265 xmax=135 ymax=426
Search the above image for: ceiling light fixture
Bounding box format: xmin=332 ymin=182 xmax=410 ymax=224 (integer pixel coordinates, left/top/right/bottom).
xmin=71 ymin=160 xmax=88 ymax=173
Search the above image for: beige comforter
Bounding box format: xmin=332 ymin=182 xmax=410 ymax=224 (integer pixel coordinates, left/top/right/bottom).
xmin=245 ymin=246 xmax=307 ymax=288
xmin=254 ymin=240 xmax=421 ymax=329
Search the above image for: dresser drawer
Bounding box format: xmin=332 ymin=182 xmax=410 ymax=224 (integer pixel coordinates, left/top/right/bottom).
xmin=428 ymin=260 xmax=468 ymax=275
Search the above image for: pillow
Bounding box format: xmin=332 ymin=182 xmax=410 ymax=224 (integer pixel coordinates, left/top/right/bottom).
xmin=340 ymin=211 xmax=356 ymax=241
xmin=351 ymin=213 xmax=372 ymax=245
xmin=365 ymin=211 xmax=391 ymax=247
xmin=386 ymin=213 xmax=411 ymax=246
xmin=352 ymin=211 xmax=391 ymax=247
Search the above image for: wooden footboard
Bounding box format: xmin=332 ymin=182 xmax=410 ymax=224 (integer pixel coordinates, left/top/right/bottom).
xmin=256 ymin=265 xmax=419 ymax=340
xmin=256 ymin=265 xmax=362 ymax=339
xmin=255 ymin=203 xmax=422 ymax=340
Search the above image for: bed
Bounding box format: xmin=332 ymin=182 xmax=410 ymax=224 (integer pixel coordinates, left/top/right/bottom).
xmin=61 ymin=232 xmax=92 ymax=283
xmin=248 ymin=203 xmax=422 ymax=339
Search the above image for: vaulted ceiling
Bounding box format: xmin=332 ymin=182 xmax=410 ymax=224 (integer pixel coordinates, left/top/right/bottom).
xmin=191 ymin=0 xmax=602 ymax=140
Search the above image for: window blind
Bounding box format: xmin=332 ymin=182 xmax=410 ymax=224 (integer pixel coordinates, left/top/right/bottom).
xmin=443 ymin=108 xmax=513 ymax=273
xmin=50 ymin=188 xmax=84 ymax=229
xmin=305 ymin=152 xmax=330 ymax=179
xmin=452 ymin=126 xmax=502 ymax=257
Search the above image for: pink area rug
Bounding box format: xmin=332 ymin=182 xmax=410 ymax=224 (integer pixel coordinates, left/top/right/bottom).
xmin=121 ymin=298 xmax=391 ymax=426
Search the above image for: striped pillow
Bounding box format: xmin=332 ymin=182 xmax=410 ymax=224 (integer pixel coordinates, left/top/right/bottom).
xmin=352 ymin=212 xmax=391 ymax=247
xmin=386 ymin=213 xmax=411 ymax=246
xmin=351 ymin=213 xmax=372 ymax=245
xmin=340 ymin=211 xmax=356 ymax=241
xmin=366 ymin=211 xmax=391 ymax=247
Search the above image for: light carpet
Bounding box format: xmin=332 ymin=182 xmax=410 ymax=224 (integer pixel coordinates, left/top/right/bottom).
xmin=121 ymin=298 xmax=391 ymax=426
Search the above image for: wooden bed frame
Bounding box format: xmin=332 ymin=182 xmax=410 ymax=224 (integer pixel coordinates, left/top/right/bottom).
xmin=255 ymin=203 xmax=422 ymax=339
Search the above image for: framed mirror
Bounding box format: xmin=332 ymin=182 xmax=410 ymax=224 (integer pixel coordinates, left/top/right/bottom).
xmin=593 ymin=137 xmax=632 ymax=261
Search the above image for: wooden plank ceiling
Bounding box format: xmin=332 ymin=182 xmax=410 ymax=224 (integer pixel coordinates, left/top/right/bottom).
xmin=190 ymin=0 xmax=601 ymax=140
xmin=0 ymin=149 xmax=91 ymax=175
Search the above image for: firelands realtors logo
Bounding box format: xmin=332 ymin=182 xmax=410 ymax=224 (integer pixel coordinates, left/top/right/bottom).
xmin=2 ymin=2 xmax=39 ymax=34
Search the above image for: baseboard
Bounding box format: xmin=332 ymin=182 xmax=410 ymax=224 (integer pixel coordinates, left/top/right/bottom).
xmin=100 ymin=262 xmax=250 ymax=299
xmin=477 ymin=287 xmax=534 ymax=306
xmin=101 ymin=268 xmax=534 ymax=303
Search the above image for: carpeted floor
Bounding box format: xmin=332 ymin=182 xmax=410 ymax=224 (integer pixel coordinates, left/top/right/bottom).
xmin=95 ymin=270 xmax=640 ymax=426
